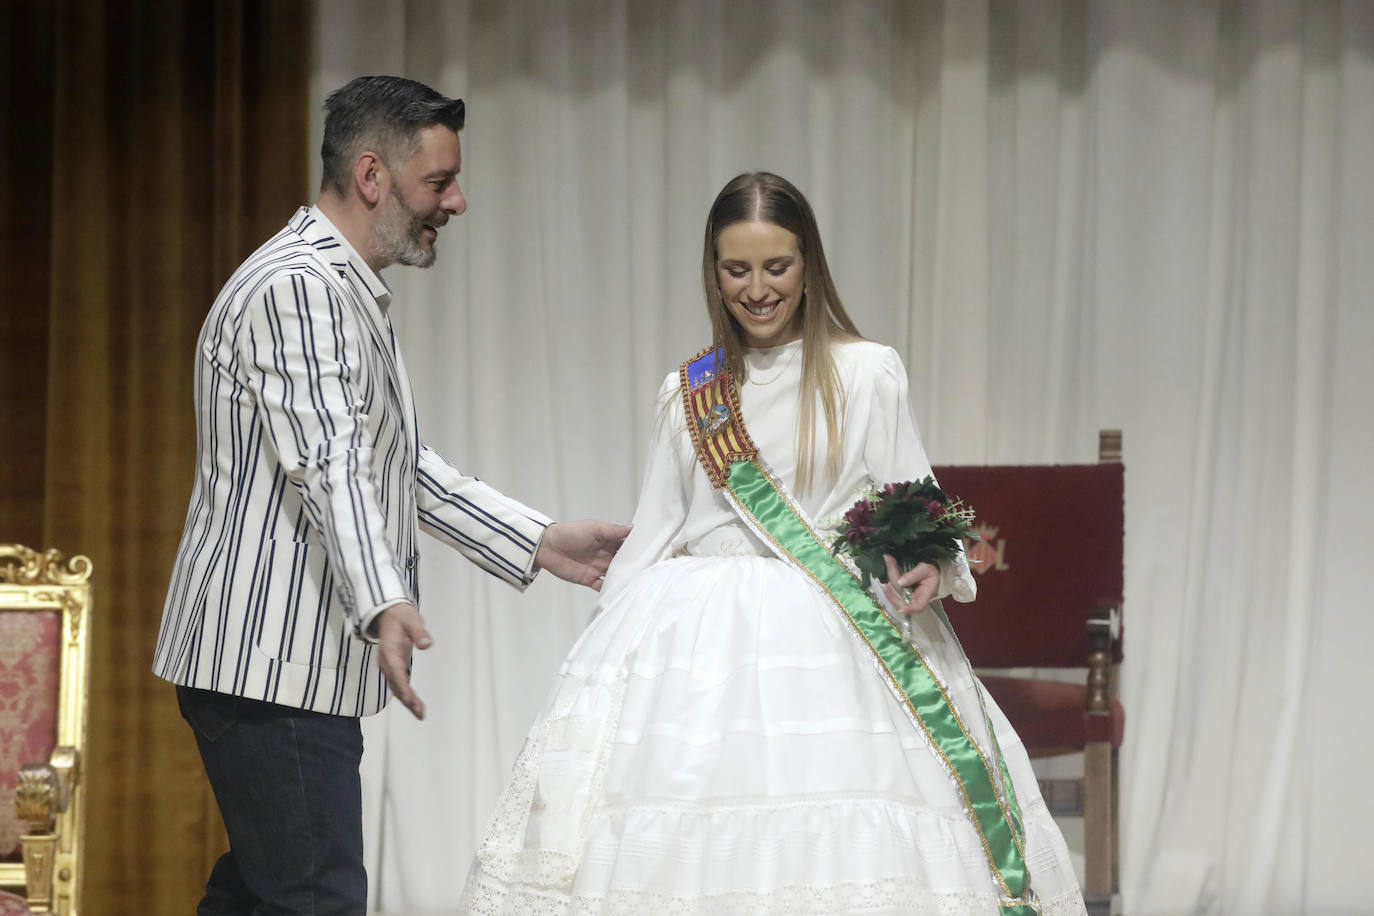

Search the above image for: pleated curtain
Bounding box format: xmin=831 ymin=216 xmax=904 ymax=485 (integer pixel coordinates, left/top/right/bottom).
xmin=309 ymin=3 xmax=1374 ymax=914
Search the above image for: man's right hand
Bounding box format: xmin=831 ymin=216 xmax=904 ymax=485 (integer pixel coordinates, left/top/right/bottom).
xmin=374 ymin=602 xmax=433 ymax=719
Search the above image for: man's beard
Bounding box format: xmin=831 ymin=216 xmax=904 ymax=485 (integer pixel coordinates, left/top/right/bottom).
xmin=374 ymin=184 xmax=436 ymax=268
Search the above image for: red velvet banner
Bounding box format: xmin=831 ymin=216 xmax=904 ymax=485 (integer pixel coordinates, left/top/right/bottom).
xmin=931 ymin=464 xmax=1124 ymax=668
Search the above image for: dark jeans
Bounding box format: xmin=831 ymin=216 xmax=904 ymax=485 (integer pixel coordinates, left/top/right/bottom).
xmin=177 ymin=685 xmax=366 ymax=916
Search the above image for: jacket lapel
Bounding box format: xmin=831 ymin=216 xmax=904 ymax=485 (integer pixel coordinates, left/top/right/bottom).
xmin=290 ymin=207 xmax=418 ymax=441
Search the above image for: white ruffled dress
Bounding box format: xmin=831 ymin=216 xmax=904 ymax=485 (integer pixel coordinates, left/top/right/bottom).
xmin=459 ymin=339 xmax=1087 ymax=915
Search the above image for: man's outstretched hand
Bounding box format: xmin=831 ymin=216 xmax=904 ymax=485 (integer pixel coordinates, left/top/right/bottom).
xmin=536 ymin=520 xmax=633 ymax=590
xmin=374 ymin=602 xmax=432 ymax=719
xmin=374 ymin=521 xmax=628 ymax=721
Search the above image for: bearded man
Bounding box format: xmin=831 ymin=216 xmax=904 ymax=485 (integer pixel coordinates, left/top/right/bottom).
xmin=155 ymin=76 xmax=629 ymax=915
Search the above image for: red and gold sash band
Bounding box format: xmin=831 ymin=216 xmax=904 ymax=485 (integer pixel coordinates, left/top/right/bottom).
xmin=678 ymin=345 xmax=757 ymax=489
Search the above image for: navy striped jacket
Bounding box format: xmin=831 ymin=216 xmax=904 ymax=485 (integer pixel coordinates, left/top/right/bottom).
xmin=155 ymin=206 xmax=549 ymax=716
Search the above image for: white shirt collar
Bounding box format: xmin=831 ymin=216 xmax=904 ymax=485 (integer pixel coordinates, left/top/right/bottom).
xmin=298 ymin=204 xmax=394 ymax=313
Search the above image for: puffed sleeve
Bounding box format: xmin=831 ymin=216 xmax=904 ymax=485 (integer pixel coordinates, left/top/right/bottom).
xmin=598 ymin=372 xmax=694 ymax=599
xmin=862 ymin=347 xmax=976 ymax=603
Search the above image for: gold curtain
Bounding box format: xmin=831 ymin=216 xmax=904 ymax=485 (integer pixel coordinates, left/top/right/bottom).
xmin=1 ymin=2 xmax=310 ymax=912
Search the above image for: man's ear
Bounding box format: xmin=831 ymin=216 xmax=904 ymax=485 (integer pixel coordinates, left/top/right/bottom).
xmin=353 ymin=151 xmax=387 ymax=206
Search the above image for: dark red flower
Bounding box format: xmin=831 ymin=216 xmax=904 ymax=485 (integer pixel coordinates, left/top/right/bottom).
xmin=844 ymin=525 xmax=875 ymax=544
xmin=843 ymin=501 xmax=876 ymax=527
xmin=842 ymin=500 xmax=879 ymax=543
xmin=925 ymin=499 xmax=945 ymax=519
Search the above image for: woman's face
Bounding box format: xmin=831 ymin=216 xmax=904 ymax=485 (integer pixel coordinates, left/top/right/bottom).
xmin=716 ymin=220 xmax=805 ymax=348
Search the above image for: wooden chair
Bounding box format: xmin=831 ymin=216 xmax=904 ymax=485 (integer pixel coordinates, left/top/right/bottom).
xmin=933 ymin=430 xmax=1123 ymax=916
xmin=0 ymin=546 xmax=91 ymax=915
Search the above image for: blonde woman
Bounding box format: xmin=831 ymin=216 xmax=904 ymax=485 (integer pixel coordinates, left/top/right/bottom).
xmin=461 ymin=173 xmax=1086 ymax=915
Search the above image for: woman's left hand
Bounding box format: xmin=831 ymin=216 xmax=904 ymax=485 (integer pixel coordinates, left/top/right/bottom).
xmin=881 ymin=555 xmax=940 ymax=614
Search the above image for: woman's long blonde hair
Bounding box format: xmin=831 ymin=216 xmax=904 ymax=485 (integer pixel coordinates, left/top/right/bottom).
xmin=702 ymin=172 xmax=863 ymax=491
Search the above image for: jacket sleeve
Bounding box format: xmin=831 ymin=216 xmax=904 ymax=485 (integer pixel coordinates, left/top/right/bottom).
xmin=414 ymin=443 xmax=552 ymax=590
xmin=240 ymin=270 xmax=410 ymax=635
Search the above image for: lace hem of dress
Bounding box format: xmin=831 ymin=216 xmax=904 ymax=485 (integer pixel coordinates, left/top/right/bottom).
xmin=474 ymin=666 xmax=629 ymax=887
xmin=459 ymin=871 xmax=1089 ymax=916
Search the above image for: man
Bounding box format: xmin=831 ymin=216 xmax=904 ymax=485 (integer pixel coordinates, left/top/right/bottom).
xmin=154 ymin=76 xmax=630 ymax=915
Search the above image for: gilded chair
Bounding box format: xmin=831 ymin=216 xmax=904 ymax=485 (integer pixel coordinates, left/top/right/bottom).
xmin=0 ymin=546 xmax=91 ymax=916
xmin=933 ymin=431 xmax=1124 ymax=916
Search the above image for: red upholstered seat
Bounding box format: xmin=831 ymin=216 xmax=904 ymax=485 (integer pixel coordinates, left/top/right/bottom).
xmin=0 ymin=613 xmax=61 ymax=865
xmin=0 ymin=890 xmax=32 ymax=915
xmin=980 ymin=675 xmax=1124 ymax=758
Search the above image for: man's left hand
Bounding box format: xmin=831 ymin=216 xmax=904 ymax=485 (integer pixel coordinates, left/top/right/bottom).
xmin=536 ymin=520 xmax=633 ymax=590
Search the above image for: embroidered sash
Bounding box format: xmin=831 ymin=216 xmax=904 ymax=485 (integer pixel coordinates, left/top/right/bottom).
xmin=680 ymin=346 xmax=1039 ymax=915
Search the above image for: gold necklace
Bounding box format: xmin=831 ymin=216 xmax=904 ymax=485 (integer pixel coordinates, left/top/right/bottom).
xmin=746 ymin=344 xmax=801 ymax=386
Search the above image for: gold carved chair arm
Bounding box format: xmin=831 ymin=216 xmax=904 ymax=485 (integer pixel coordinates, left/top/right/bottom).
xmin=15 ymin=757 xmax=66 ymax=913
xmin=16 ymin=763 xmax=59 ymax=834
xmin=47 ymin=748 xmax=77 ymax=819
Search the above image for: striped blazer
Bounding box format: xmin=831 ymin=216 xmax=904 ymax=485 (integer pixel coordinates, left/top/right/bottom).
xmin=155 ymin=206 xmax=550 ymax=716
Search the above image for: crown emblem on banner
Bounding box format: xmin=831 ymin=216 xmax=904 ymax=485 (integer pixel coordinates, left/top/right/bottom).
xmin=965 ymin=525 xmax=1009 ymax=575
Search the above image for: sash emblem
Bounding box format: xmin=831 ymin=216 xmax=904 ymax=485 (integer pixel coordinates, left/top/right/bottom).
xmin=698 ymin=403 xmax=730 ymax=437
xmin=679 ymin=346 xmax=758 ymax=489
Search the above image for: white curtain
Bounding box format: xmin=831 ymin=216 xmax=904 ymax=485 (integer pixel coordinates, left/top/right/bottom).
xmin=309 ymin=2 xmax=1374 ymax=913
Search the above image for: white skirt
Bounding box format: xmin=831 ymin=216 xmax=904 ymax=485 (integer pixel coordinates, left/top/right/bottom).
xmin=459 ymin=555 xmax=1087 ymax=916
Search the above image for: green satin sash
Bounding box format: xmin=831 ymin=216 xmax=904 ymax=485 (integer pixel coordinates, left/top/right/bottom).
xmin=678 ymin=347 xmax=1039 ymax=913
xmin=726 ymin=460 xmax=1037 ymax=914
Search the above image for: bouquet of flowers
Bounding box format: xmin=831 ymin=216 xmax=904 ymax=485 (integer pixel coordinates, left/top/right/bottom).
xmin=831 ymin=476 xmax=980 ymax=589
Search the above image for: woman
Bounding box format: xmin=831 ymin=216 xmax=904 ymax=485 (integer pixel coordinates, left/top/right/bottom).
xmin=459 ymin=173 xmax=1087 ymax=915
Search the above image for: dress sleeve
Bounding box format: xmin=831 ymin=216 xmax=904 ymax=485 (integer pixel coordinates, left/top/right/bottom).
xmin=599 ymin=372 xmax=693 ymax=599
xmin=862 ymin=347 xmax=976 ymax=603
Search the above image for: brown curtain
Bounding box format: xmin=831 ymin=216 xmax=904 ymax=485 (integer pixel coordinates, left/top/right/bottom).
xmin=1 ymin=2 xmax=310 ymax=913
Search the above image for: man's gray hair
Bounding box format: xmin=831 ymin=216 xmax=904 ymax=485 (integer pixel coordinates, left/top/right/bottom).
xmin=320 ymin=76 xmax=466 ymax=195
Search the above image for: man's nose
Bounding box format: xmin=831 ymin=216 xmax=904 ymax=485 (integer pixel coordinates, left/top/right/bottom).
xmin=445 ymin=182 xmax=467 ymax=216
